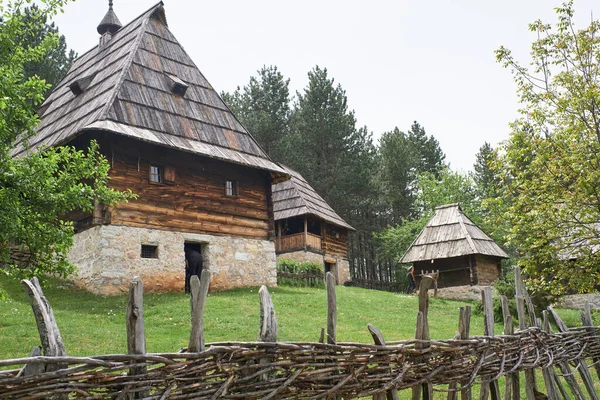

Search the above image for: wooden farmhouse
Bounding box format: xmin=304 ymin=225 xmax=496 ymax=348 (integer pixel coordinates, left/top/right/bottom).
xmin=400 ymin=204 xmax=508 ymax=288
xmin=13 ymin=2 xmax=291 ymax=294
xmin=272 ymin=167 xmax=354 ymax=284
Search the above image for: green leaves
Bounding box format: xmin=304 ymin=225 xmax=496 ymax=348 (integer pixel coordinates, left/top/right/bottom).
xmin=0 ymin=0 xmax=132 ymax=280
xmin=494 ymin=1 xmax=600 ymax=293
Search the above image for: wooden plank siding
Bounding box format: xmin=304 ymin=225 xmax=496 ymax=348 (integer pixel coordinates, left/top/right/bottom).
xmin=276 ymin=233 xmax=322 ymax=252
xmin=86 ymin=134 xmax=272 ymax=239
xmin=323 ymin=225 xmax=349 ymax=258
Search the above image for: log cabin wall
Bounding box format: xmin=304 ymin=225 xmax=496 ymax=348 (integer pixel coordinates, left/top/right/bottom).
xmin=322 ymin=224 xmax=349 ymax=258
xmin=414 ymin=257 xmax=471 ymax=289
xmin=474 ymin=255 xmax=502 ymax=285
xmin=96 ymin=134 xmax=272 ymax=239
xmin=65 ymin=133 xmax=278 ymax=294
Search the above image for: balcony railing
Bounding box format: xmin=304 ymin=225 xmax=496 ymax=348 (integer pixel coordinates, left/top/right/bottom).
xmin=276 ymin=232 xmax=322 ymax=252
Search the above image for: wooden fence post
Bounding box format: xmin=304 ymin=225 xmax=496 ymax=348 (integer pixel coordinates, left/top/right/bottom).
xmin=413 ymin=275 xmax=433 ymax=400
xmin=258 ymin=285 xmax=278 ymax=342
xmin=21 ymin=277 xmax=67 ymax=373
xmin=368 ymin=324 xmax=399 ymax=400
xmin=188 ymin=270 xmax=211 ymax=352
xmin=459 ymin=306 xmax=472 ymax=400
xmin=514 ymin=267 xmax=537 ymax=400
xmin=126 ymin=277 xmax=146 ymax=379
xmin=548 ymin=307 xmax=589 ymax=400
xmin=500 ymin=295 xmax=519 ymax=400
xmin=447 ymin=306 xmax=471 ymax=400
xmin=579 ymin=302 xmax=600 ymax=380
xmin=480 ymin=287 xmax=500 ymax=400
xmin=326 ymin=272 xmax=337 ymax=344
xmin=540 ymin=311 xmax=560 ymax=400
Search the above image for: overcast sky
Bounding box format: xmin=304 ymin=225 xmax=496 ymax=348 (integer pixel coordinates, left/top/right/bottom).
xmin=53 ymin=0 xmax=599 ymax=172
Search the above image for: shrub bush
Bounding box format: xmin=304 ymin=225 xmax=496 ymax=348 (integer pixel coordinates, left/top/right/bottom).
xmin=277 ymin=259 xmax=324 ymax=288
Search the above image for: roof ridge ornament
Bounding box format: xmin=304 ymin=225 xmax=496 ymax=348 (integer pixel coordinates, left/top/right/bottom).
xmin=97 ymin=0 xmax=122 ymax=35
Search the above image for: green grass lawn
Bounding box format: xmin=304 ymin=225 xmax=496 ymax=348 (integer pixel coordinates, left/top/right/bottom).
xmin=1 ymin=275 xmax=498 ymax=359
xmin=1 ymin=275 xmax=598 ymax=398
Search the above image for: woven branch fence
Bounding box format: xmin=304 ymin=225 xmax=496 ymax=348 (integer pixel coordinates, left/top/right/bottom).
xmin=1 ymin=268 xmax=599 ymax=400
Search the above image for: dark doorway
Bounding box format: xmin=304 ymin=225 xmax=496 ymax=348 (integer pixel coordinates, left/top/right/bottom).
xmin=184 ymin=242 xmax=206 ymax=293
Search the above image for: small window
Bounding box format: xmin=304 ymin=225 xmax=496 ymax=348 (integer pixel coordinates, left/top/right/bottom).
xmin=141 ymin=244 xmax=158 ymax=259
xmin=225 ymin=180 xmax=238 ymax=196
xmin=149 ymin=165 xmax=163 ymax=184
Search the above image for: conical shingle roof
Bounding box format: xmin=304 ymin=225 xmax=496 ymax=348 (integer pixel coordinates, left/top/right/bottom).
xmin=14 ymin=2 xmax=286 ymax=177
xmin=400 ymin=203 xmax=508 ymax=263
xmin=272 ymin=166 xmax=353 ymax=230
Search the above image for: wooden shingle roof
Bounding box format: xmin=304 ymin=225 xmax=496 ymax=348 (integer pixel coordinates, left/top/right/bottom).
xmin=272 ymin=166 xmax=354 ymax=231
xmin=13 ymin=2 xmax=286 ymax=176
xmin=400 ymin=203 xmax=508 ymax=263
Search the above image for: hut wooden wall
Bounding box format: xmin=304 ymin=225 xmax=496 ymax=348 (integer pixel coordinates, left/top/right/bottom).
xmin=414 ymin=257 xmax=471 ymax=288
xmin=322 ymin=224 xmax=349 ymax=258
xmin=475 ymin=255 xmax=502 ymax=285
xmin=73 ymin=133 xmax=272 ymax=240
xmin=414 ymin=255 xmax=502 ymax=288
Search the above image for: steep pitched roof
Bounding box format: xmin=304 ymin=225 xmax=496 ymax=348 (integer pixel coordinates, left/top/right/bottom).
xmin=272 ymin=166 xmax=354 ymax=231
xmin=13 ymin=2 xmax=286 ymax=176
xmin=400 ymin=203 xmax=508 ymax=263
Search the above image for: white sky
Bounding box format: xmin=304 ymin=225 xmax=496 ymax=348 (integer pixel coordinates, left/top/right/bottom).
xmin=53 ymin=0 xmax=600 ymax=172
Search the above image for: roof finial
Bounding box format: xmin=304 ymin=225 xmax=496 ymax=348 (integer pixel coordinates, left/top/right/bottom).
xmin=97 ymin=0 xmax=122 ymax=35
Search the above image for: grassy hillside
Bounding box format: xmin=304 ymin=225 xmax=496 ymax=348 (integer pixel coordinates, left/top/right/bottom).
xmin=0 ymin=275 xmax=586 ymax=361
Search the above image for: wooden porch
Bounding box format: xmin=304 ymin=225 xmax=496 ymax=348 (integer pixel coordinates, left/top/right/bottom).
xmin=276 ymin=232 xmax=322 ymax=252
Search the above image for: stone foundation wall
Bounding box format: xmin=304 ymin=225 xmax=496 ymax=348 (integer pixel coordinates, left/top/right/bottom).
xmin=276 ymin=250 xmax=350 ymax=285
xmin=68 ymin=225 xmax=276 ymax=295
xmin=277 ymin=250 xmax=323 ymax=265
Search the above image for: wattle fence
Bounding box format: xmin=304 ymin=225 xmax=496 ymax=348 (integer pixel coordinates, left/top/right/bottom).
xmin=1 ymin=268 xmax=600 ymax=399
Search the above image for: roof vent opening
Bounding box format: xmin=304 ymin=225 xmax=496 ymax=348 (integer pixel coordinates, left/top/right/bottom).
xmin=68 ymin=74 xmax=96 ymax=96
xmin=166 ymin=73 xmax=188 ymax=97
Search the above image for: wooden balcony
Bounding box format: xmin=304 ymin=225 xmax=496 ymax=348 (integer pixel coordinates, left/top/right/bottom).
xmin=276 ymin=232 xmax=322 ymax=253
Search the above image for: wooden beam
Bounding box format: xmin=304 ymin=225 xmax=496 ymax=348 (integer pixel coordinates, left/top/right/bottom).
xmin=304 ymin=216 xmax=308 ymax=251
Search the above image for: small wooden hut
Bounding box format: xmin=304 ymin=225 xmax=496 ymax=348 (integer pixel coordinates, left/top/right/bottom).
xmin=400 ymin=204 xmax=508 ymax=288
xmin=272 ymin=166 xmax=354 ymax=284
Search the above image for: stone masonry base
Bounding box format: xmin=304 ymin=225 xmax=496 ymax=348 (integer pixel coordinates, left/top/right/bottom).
xmin=68 ymin=225 xmax=277 ymax=295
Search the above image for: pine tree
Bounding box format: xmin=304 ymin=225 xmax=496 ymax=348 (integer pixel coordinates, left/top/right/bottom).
xmin=222 ymin=65 xmax=291 ymax=161
xmin=18 ymin=5 xmax=76 ymax=95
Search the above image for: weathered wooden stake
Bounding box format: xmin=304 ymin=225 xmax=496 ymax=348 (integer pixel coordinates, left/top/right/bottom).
xmin=17 ymin=347 xmax=43 ymax=378
xmin=258 ymin=285 xmax=278 ymax=342
xmin=458 ymin=306 xmax=472 ymax=400
xmin=21 ymin=277 xmax=67 ymax=373
xmin=448 ymin=306 xmax=471 ymax=400
xmin=579 ymin=302 xmax=600 ymax=380
xmin=368 ymin=324 xmax=399 ymax=400
xmin=480 ymin=287 xmax=501 ymax=400
xmin=540 ymin=311 xmax=559 ymax=400
xmin=548 ymin=307 xmax=589 ymax=400
xmin=413 ymin=275 xmax=433 ymax=400
xmin=126 ymin=277 xmax=146 ymax=378
xmin=500 ymin=295 xmax=519 ymax=400
xmin=326 ymin=272 xmax=337 ymax=344
xmin=188 ymin=270 xmax=211 ymax=352
xmin=514 ymin=267 xmax=538 ymax=400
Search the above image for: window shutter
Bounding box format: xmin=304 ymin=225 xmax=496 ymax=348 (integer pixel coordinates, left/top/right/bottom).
xmin=164 ymin=165 xmax=176 ymax=184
